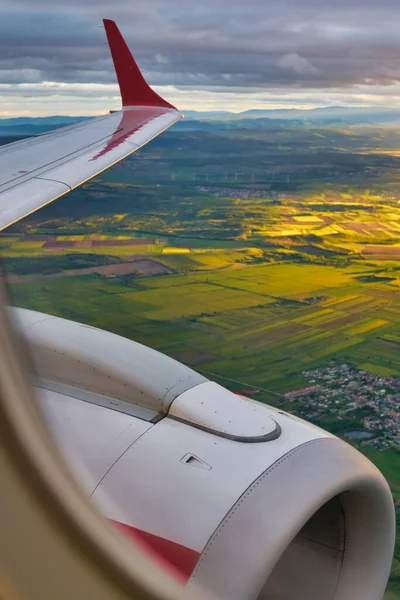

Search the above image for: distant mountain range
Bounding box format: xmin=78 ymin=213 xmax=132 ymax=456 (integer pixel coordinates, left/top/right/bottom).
xmin=1 ymin=106 xmax=400 ymax=137
xmin=183 ymin=106 xmax=400 ymax=124
xmin=0 ymin=116 xmax=90 ymax=136
xmin=0 ymin=116 xmax=90 ymax=125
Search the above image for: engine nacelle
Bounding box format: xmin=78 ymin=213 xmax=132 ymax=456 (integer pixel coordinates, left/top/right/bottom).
xmin=186 ymin=437 xmax=395 ymax=600
xmin=12 ymin=307 xmax=396 ymax=600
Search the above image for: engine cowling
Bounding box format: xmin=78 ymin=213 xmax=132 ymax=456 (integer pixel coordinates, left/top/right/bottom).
xmin=13 ymin=307 xmax=396 ymax=600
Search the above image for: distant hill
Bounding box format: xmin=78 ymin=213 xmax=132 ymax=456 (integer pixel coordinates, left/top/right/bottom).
xmin=182 ymin=110 xmax=234 ymax=119
xmin=185 ymin=106 xmax=400 ymax=125
xmin=175 ymin=117 xmax=305 ymax=131
xmin=0 ymin=116 xmax=90 ymax=126
xmin=238 ymin=106 xmax=400 ymax=123
xmin=2 ymin=106 xmax=400 ymax=138
xmin=0 ymin=116 xmax=91 ymax=136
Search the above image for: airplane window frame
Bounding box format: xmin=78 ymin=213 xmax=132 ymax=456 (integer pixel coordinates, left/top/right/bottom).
xmin=0 ymin=273 xmax=187 ymax=600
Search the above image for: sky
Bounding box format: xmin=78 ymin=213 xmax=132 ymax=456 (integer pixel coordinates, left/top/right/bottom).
xmin=2 ymin=0 xmax=400 ymax=116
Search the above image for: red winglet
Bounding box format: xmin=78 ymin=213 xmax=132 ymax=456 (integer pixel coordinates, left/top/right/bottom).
xmin=103 ymin=19 xmax=176 ymax=110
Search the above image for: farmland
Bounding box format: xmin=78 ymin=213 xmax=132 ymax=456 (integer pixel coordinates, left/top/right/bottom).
xmin=2 ymin=123 xmax=400 ymax=419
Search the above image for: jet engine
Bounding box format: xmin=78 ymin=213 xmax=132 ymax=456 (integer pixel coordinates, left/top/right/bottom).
xmin=9 ymin=307 xmax=396 ymax=600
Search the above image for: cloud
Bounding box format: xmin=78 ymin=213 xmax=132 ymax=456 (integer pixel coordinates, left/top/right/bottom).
xmin=278 ymin=54 xmax=318 ymax=75
xmin=155 ymin=54 xmax=169 ymax=65
xmin=1 ymin=0 xmax=400 ymax=114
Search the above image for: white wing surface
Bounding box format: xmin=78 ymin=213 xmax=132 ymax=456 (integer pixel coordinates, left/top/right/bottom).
xmin=0 ymin=19 xmax=182 ymax=231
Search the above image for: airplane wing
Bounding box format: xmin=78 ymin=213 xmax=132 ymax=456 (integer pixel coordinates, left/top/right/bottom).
xmin=0 ymin=19 xmax=182 ymax=231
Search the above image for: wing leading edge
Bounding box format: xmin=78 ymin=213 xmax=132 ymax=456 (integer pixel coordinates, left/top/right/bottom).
xmin=0 ymin=20 xmax=182 ymax=231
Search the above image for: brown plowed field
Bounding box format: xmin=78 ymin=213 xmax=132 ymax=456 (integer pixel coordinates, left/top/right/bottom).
xmin=7 ymin=258 xmax=172 ymax=283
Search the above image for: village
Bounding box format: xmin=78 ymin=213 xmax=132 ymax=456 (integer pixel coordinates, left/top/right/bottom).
xmin=285 ymin=364 xmax=400 ymax=449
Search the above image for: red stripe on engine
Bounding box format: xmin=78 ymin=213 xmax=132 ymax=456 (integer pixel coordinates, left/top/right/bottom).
xmin=110 ymin=519 xmax=200 ymax=582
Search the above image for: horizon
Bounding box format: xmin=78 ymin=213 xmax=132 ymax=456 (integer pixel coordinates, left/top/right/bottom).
xmin=2 ymin=91 xmax=400 ymax=118
xmin=2 ymin=104 xmax=400 ymax=121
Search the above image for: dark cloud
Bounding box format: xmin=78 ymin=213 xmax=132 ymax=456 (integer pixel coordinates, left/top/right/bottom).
xmin=1 ymin=0 xmax=400 ymax=93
